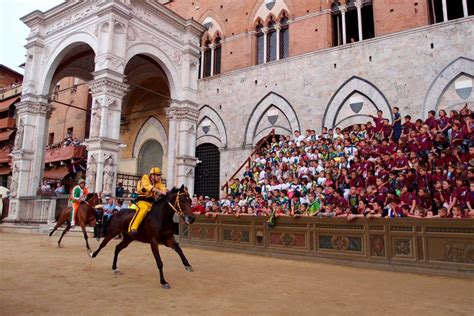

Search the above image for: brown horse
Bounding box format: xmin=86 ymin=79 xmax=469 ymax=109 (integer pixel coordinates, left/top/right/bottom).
xmin=49 ymin=193 xmax=101 ymax=250
xmin=90 ymin=185 xmax=195 ymax=289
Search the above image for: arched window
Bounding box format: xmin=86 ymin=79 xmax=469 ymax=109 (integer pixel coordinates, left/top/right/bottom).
xmin=267 ymin=19 xmax=277 ymax=62
xmin=137 ymin=140 xmax=164 ymax=176
xmin=214 ymin=36 xmax=222 ymax=75
xmin=256 ymin=22 xmax=265 ymax=65
xmin=279 ymin=15 xmax=289 ymax=59
xmin=203 ymin=40 xmax=212 ymax=78
xmin=331 ymin=0 xmax=374 ymax=46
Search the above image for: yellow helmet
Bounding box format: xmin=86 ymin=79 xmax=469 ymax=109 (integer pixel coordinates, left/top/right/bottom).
xmin=149 ymin=167 xmax=162 ymax=175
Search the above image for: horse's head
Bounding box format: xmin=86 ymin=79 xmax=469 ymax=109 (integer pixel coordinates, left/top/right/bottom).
xmin=167 ymin=185 xmax=195 ymax=225
xmin=86 ymin=193 xmax=100 ymax=207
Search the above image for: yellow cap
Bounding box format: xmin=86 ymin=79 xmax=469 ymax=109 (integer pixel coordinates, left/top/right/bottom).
xmin=149 ymin=167 xmax=162 ymax=175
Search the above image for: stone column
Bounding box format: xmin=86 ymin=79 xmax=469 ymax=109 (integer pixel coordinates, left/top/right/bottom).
xmin=85 ymin=76 xmax=128 ymax=193
xmin=462 ymin=0 xmax=468 ymax=17
xmin=6 ymin=97 xmax=52 ymax=221
xmin=340 ymin=5 xmax=347 ymax=45
xmin=262 ymin=27 xmax=269 ymax=63
xmin=275 ymin=23 xmax=281 ymax=60
xmin=442 ymin=0 xmax=448 ymax=22
xmin=200 ymin=47 xmax=205 ymax=78
xmin=355 ymin=1 xmax=363 ymax=41
xmin=166 ymin=101 xmax=199 ymax=194
xmin=209 ymin=43 xmax=216 ymax=77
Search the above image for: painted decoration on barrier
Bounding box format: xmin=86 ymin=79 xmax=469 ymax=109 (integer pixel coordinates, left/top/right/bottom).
xmin=191 ymin=227 xmax=215 ymax=240
xmin=319 ymin=235 xmax=362 ymax=252
xmin=444 ymin=242 xmax=474 ymax=264
xmin=223 ymin=230 xmax=250 ymax=243
xmin=270 ymin=232 xmax=306 ymax=247
xmin=394 ymin=239 xmax=411 ymax=256
xmin=370 ymin=235 xmax=385 ymax=257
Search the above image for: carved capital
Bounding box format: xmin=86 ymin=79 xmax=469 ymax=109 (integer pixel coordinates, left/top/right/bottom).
xmin=339 ymin=5 xmax=347 ymax=14
xmin=88 ymin=78 xmax=129 ymax=99
xmin=166 ymin=105 xmax=199 ymax=122
xmin=16 ymin=101 xmax=52 ymax=117
xmin=261 ymin=27 xmax=269 ymax=34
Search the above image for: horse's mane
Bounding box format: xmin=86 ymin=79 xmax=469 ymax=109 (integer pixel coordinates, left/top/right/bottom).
xmin=86 ymin=193 xmax=96 ymax=200
xmin=152 ymin=187 xmax=180 ymax=208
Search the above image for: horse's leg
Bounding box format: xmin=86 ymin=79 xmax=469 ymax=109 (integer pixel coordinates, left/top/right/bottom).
xmin=80 ymin=223 xmax=91 ymax=251
xmin=49 ymin=211 xmax=69 ymax=236
xmin=166 ymin=236 xmax=193 ymax=272
xmin=57 ymin=221 xmax=71 ymax=247
xmin=90 ymin=220 xmax=120 ymax=258
xmin=112 ymin=235 xmax=133 ymax=274
xmin=150 ymin=239 xmax=169 ymax=289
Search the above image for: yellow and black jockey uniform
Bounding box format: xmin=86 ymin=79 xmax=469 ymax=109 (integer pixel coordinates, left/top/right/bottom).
xmin=128 ymin=167 xmax=167 ymax=235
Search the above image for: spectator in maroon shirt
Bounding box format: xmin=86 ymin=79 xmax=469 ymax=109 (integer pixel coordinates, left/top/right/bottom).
xmin=371 ymin=110 xmax=385 ymax=134
xmin=438 ymin=109 xmax=451 ymax=136
xmin=402 ymin=115 xmax=414 ymax=138
xmin=425 ymin=110 xmax=439 ymax=131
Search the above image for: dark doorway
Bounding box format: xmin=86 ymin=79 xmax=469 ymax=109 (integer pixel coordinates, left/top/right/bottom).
xmin=194 ymin=143 xmax=220 ymax=198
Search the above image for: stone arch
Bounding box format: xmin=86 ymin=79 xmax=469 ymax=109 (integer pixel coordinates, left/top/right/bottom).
xmin=249 ymin=0 xmax=294 ymax=29
xmin=133 ymin=116 xmax=168 ymax=158
xmin=125 ymin=43 xmax=182 ymax=100
xmin=422 ymin=57 xmax=474 ymax=118
xmin=197 ymin=105 xmax=228 ymax=148
xmin=198 ymin=10 xmax=226 ymax=38
xmin=245 ymin=91 xmax=300 ymax=146
xmin=39 ymin=32 xmax=98 ymax=95
xmin=323 ymin=76 xmax=392 ymax=129
xmin=137 ymin=140 xmax=164 ymax=176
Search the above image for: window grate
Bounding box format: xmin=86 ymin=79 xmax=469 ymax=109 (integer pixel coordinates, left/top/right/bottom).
xmin=194 ymin=143 xmax=220 ymax=198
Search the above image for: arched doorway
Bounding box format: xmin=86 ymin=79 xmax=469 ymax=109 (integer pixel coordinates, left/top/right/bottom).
xmin=137 ymin=140 xmax=164 ymax=176
xmin=194 ymin=143 xmax=220 ymax=198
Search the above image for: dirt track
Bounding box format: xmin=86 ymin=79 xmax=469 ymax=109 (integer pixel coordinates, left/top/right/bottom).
xmin=0 ymin=232 xmax=473 ymax=315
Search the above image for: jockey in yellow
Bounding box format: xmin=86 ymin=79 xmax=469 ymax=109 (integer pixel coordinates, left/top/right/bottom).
xmin=128 ymin=167 xmax=166 ymax=236
xmin=69 ymin=179 xmax=88 ymax=226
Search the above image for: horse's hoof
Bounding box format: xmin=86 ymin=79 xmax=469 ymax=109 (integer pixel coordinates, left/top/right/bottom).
xmin=185 ymin=266 xmax=193 ymax=272
xmin=89 ymin=253 xmax=94 ymax=258
xmin=113 ymin=269 xmax=121 ymax=275
xmin=162 ymin=283 xmax=171 ymax=289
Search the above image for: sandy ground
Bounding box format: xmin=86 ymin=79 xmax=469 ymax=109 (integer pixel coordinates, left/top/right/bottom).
xmin=0 ymin=232 xmax=473 ymax=316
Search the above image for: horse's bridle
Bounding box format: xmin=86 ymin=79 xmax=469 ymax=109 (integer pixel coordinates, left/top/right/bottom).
xmin=167 ymin=191 xmax=189 ymax=218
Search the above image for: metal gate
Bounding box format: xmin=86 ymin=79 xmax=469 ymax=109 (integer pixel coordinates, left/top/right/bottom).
xmin=194 ymin=143 xmax=220 ymax=198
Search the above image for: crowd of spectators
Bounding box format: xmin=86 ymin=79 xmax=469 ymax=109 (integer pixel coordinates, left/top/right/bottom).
xmin=192 ymin=104 xmax=474 ymax=222
xmin=46 ymin=132 xmax=81 ymax=150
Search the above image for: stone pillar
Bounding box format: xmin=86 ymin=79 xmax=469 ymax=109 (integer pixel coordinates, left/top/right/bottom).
xmin=340 ymin=5 xmax=347 ymax=45
xmin=6 ymin=97 xmax=52 ymax=221
xmin=442 ymin=0 xmax=448 ymax=22
xmin=462 ymin=0 xmax=468 ymax=17
xmin=275 ymin=23 xmax=281 ymax=60
xmin=209 ymin=43 xmax=216 ymax=77
xmin=355 ymin=1 xmax=363 ymax=41
xmin=200 ymin=47 xmax=205 ymax=78
xmin=166 ymin=101 xmax=199 ymax=194
xmin=85 ymin=76 xmax=128 ymax=193
xmin=262 ymin=27 xmax=269 ymax=63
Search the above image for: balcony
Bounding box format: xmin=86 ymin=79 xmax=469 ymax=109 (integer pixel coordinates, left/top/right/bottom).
xmin=44 ymin=145 xmax=87 ymax=164
xmin=0 ymin=117 xmax=16 ymax=129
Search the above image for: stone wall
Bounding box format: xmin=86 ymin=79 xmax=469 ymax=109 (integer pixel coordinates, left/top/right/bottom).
xmin=196 ymin=18 xmax=474 ymax=192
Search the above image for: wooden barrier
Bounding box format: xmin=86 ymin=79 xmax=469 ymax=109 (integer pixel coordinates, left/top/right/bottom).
xmin=180 ymin=216 xmax=474 ymax=277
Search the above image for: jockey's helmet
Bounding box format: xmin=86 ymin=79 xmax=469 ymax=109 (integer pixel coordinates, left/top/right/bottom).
xmin=78 ymin=179 xmax=85 ymax=185
xmin=149 ymin=167 xmax=162 ymax=175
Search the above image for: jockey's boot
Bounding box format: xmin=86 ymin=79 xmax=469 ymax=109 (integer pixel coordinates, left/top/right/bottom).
xmin=130 ymin=229 xmax=138 ymax=236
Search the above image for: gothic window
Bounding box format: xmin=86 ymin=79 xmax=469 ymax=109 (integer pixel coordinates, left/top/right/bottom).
xmin=214 ymin=37 xmax=222 ymax=75
xmin=429 ymin=0 xmax=472 ymax=23
xmin=256 ymin=23 xmax=265 ymax=65
xmin=267 ymin=20 xmax=277 ymax=62
xmin=331 ymin=0 xmax=374 ymax=46
xmin=280 ymin=16 xmax=289 ymax=59
xmin=203 ymin=40 xmax=212 ymax=78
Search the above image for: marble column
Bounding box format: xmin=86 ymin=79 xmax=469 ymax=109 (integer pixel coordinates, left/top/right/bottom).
xmin=6 ymin=97 xmax=52 ymax=221
xmin=462 ymin=0 xmax=468 ymax=17
xmin=262 ymin=27 xmax=269 ymax=63
xmin=275 ymin=23 xmax=281 ymax=60
xmin=340 ymin=5 xmax=347 ymax=45
xmin=85 ymin=76 xmax=128 ymax=193
xmin=200 ymin=47 xmax=205 ymax=78
xmin=355 ymin=1 xmax=363 ymax=41
xmin=442 ymin=0 xmax=448 ymax=22
xmin=209 ymin=43 xmax=216 ymax=77
xmin=166 ymin=101 xmax=199 ymax=194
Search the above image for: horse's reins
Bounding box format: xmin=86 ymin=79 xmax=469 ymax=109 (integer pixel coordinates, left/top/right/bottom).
xmin=167 ymin=191 xmax=188 ymax=218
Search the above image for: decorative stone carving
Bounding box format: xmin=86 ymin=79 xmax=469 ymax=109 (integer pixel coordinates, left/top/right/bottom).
xmin=394 ymin=239 xmax=411 ymax=256
xmin=102 ymin=157 xmax=114 ymax=194
xmin=331 ymin=235 xmax=349 ymax=252
xmin=131 ymin=6 xmax=182 ymax=41
xmin=88 ymin=78 xmax=129 ymax=99
xmin=370 ymin=235 xmax=385 ymax=257
xmin=444 ymin=242 xmax=474 ymax=263
xmin=14 ymin=119 xmax=24 ymax=150
xmin=280 ymin=232 xmax=295 ymax=247
xmin=10 ymin=163 xmax=19 ymax=198
xmin=45 ymin=4 xmax=99 ymax=35
xmin=90 ymin=107 xmax=101 ymax=138
xmin=86 ymin=157 xmax=97 ymax=190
